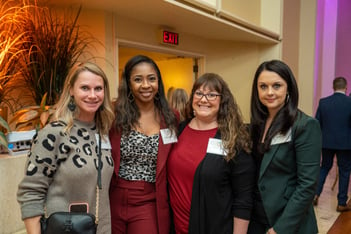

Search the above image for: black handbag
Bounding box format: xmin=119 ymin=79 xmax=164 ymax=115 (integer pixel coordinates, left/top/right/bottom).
xmin=41 ymin=134 xmax=102 ymax=234
xmin=40 ymin=212 xmax=96 ymax=234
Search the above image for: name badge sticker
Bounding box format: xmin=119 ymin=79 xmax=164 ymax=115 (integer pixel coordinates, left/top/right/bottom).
xmin=206 ymin=138 xmax=227 ymax=156
xmin=160 ymin=128 xmax=178 ymax=144
xmin=95 ymin=134 xmax=112 ymax=149
xmin=271 ymin=128 xmax=292 ymax=145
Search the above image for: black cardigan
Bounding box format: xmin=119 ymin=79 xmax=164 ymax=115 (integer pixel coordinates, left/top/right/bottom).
xmin=188 ymin=130 xmax=256 ymax=234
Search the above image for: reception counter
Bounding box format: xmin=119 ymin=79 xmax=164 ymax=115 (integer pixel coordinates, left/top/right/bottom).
xmin=0 ymin=154 xmax=26 ymax=234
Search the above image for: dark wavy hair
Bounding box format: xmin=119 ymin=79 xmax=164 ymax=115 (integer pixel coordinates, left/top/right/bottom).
xmin=250 ymin=60 xmax=299 ymax=154
xmin=185 ymin=73 xmax=251 ymax=161
xmin=113 ymin=55 xmax=177 ymax=133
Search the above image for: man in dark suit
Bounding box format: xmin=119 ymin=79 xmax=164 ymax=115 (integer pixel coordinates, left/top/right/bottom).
xmin=314 ymin=77 xmax=351 ymax=212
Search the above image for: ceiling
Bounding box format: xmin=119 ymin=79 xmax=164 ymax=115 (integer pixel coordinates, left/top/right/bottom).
xmin=50 ymin=0 xmax=280 ymax=44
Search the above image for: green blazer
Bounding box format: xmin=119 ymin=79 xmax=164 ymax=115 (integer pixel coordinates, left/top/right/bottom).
xmin=258 ymin=111 xmax=322 ymax=234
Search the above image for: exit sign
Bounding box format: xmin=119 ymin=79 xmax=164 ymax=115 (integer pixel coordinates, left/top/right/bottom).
xmin=162 ymin=30 xmax=179 ymax=45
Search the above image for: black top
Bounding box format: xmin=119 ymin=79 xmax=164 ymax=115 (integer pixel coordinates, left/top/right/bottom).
xmin=188 ymin=131 xmax=256 ymax=234
xmin=250 ymin=143 xmax=270 ymax=225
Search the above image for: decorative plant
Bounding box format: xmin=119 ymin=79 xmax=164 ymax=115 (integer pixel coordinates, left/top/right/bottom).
xmin=10 ymin=1 xmax=96 ymax=106
xmin=0 ymin=0 xmax=27 ymax=149
xmin=0 ymin=0 xmax=27 ymax=112
xmin=10 ymin=93 xmax=55 ymax=131
xmin=0 ymin=0 xmax=98 ymax=134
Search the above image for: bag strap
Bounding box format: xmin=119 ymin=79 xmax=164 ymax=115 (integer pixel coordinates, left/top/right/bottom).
xmin=95 ymin=134 xmax=102 ymax=225
xmin=43 ymin=132 xmax=103 ymax=225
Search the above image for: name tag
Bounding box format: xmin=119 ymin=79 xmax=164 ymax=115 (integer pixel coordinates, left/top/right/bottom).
xmin=206 ymin=138 xmax=227 ymax=156
xmin=271 ymin=128 xmax=292 ymax=145
xmin=95 ymin=134 xmax=112 ymax=149
xmin=160 ymin=128 xmax=178 ymax=144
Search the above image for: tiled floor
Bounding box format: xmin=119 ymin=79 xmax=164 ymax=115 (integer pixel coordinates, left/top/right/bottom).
xmin=314 ymin=164 xmax=349 ymax=234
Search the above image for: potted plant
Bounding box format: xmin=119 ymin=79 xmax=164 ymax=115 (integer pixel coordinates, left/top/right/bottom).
xmin=13 ymin=2 xmax=96 ymax=106
xmin=10 ymin=93 xmax=55 ymax=131
xmin=1 ymin=0 xmax=97 ymax=108
xmin=0 ymin=1 xmax=97 ymax=153
xmin=0 ymin=1 xmax=26 ymax=151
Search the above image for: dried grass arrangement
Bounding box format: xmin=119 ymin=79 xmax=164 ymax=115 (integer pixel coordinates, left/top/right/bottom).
xmin=0 ymin=0 xmax=98 ymax=142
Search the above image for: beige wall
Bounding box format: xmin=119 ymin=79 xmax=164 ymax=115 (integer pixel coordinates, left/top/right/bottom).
xmin=77 ymin=9 xmax=118 ymax=99
xmin=282 ymin=0 xmax=300 ymax=74
xmin=0 ymin=155 xmax=27 ymax=233
xmin=282 ymin=0 xmax=317 ymax=116
xmin=204 ymin=41 xmax=261 ymax=122
xmin=297 ymin=0 xmax=317 ymax=116
xmin=221 ymin=0 xmax=261 ymax=25
xmin=261 ymin=0 xmax=283 ymax=34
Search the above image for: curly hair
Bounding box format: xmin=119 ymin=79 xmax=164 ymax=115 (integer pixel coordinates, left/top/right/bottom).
xmin=185 ymin=73 xmax=251 ymax=161
xmin=113 ymin=55 xmax=177 ymax=134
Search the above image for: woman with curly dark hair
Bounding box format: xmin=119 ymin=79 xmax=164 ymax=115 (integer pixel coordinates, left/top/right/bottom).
xmin=109 ymin=55 xmax=178 ymax=234
xmin=168 ymin=73 xmax=255 ymax=234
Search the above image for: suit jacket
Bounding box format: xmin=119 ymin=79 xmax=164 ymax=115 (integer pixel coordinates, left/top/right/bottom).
xmin=258 ymin=111 xmax=322 ymax=234
xmin=109 ymin=124 xmax=173 ymax=234
xmin=316 ymin=92 xmax=351 ymax=149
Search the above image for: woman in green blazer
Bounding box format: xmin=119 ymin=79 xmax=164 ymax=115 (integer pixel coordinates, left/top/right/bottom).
xmin=248 ymin=60 xmax=322 ymax=234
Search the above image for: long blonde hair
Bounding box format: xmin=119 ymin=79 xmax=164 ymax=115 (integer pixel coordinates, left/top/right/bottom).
xmin=170 ymin=88 xmax=188 ymax=121
xmin=53 ymin=62 xmax=115 ymax=136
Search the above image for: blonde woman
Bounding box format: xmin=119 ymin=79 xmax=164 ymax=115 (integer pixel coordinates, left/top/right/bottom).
xmin=17 ymin=62 xmax=115 ymax=233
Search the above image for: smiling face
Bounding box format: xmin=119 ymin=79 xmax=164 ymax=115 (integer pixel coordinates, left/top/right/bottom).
xmin=129 ymin=62 xmax=159 ymax=107
xmin=70 ymin=70 xmax=104 ymax=122
xmin=257 ymin=70 xmax=288 ymax=116
xmin=192 ymin=85 xmax=221 ymax=122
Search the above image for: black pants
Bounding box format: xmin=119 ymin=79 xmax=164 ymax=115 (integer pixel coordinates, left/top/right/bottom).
xmin=248 ymin=219 xmax=269 ymax=234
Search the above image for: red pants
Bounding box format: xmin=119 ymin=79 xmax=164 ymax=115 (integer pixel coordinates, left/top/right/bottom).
xmin=110 ymin=178 xmax=157 ymax=234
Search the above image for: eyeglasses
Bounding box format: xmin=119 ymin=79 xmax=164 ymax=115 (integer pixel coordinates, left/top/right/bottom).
xmin=194 ymin=91 xmax=221 ymax=101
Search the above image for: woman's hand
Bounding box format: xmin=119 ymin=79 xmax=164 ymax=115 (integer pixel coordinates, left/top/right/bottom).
xmin=267 ymin=227 xmax=277 ymax=234
xmin=24 ymin=216 xmax=41 ymax=234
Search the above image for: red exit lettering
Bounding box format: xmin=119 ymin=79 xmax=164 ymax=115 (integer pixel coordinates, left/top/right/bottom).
xmin=163 ymin=31 xmax=179 ymax=45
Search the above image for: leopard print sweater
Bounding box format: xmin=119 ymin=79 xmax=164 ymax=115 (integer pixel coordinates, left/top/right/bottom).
xmin=17 ymin=119 xmax=113 ymax=234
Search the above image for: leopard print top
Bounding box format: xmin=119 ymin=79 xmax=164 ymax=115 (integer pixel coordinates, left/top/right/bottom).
xmin=17 ymin=120 xmax=113 ymax=234
xmin=119 ymin=129 xmax=159 ymax=183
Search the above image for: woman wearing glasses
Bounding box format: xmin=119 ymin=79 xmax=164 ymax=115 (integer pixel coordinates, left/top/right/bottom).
xmin=167 ymin=73 xmax=256 ymax=234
